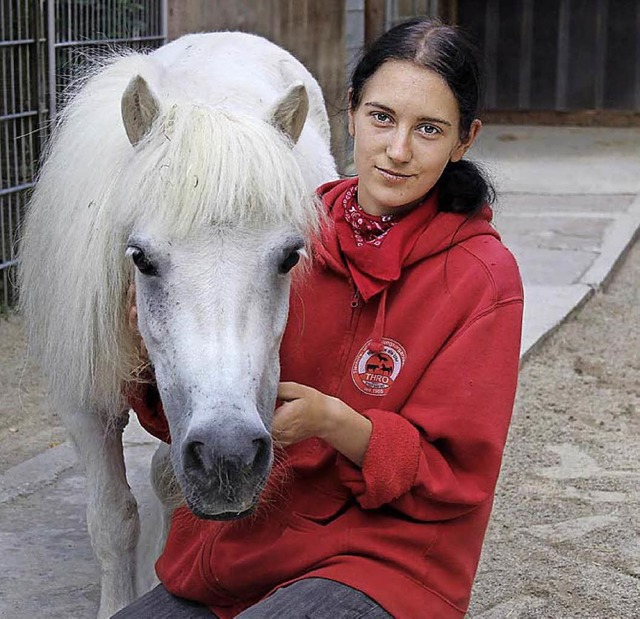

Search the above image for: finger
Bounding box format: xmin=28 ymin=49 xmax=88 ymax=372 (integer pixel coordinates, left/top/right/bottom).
xmin=277 ymin=381 xmax=306 ymax=401
xmin=271 ymin=402 xmax=295 ymax=432
xmin=126 ymin=283 xmax=136 ymax=309
xmin=139 ymin=337 xmax=148 ymax=361
xmin=128 ymin=306 xmax=138 ymax=332
xmin=270 ymin=414 xmax=291 ymax=445
xmin=272 ymin=400 xmax=294 ymax=420
xmin=127 ymin=285 xmax=138 ymax=332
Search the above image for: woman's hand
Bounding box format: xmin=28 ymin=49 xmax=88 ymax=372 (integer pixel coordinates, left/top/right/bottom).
xmin=273 ymin=382 xmax=372 ymax=466
xmin=272 ymin=382 xmax=335 ymax=447
xmin=126 ymin=283 xmax=138 ymax=331
xmin=126 ymin=283 xmax=148 ymax=364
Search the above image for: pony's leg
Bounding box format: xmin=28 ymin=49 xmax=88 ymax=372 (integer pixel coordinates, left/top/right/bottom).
xmin=150 ymin=442 xmax=180 ymax=548
xmin=66 ymin=408 xmax=140 ymax=619
xmin=134 ymin=443 xmax=177 ymax=598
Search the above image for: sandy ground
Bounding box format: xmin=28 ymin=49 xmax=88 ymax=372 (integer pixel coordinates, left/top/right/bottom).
xmin=0 ymin=314 xmax=67 ymax=472
xmin=1 ymin=240 xmax=639 ymax=616
xmin=470 ymin=239 xmax=640 ymax=617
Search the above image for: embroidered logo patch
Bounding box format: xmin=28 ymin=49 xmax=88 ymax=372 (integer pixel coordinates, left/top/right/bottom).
xmin=351 ymin=338 xmax=406 ymax=396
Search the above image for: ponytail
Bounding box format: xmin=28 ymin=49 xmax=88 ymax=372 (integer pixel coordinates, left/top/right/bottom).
xmin=437 ymin=159 xmax=495 ymax=216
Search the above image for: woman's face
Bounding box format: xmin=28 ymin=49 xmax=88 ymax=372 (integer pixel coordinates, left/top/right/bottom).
xmin=348 ymin=60 xmax=480 ymax=216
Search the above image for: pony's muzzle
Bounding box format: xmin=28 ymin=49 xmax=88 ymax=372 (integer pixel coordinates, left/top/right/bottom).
xmin=181 ymin=422 xmax=272 ymax=508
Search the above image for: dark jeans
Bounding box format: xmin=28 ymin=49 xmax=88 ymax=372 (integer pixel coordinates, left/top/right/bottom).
xmin=112 ymin=578 xmax=393 ymax=618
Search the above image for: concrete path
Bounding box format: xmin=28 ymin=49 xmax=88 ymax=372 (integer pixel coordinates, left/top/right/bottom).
xmin=475 ymin=125 xmax=640 ymax=359
xmin=1 ymin=126 xmax=639 ymax=618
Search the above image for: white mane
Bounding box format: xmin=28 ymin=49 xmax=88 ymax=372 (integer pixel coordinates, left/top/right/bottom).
xmin=19 ymin=44 xmax=328 ymax=417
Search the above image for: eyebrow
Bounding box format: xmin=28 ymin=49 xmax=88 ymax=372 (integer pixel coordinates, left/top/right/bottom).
xmin=364 ymin=101 xmax=452 ymax=127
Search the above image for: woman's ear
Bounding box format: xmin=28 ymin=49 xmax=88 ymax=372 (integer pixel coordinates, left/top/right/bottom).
xmin=450 ymin=119 xmax=482 ymax=163
xmin=347 ymin=88 xmax=355 ymax=138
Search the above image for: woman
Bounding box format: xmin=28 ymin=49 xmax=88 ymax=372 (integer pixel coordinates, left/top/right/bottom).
xmin=117 ymin=17 xmax=523 ymax=619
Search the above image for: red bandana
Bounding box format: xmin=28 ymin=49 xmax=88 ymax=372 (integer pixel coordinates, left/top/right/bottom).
xmin=342 ymin=184 xmax=399 ymax=247
xmin=329 ymin=177 xmax=439 ymax=302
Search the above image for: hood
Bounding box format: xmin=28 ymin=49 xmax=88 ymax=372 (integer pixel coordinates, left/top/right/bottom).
xmin=313 ymin=177 xmax=501 ymax=354
xmin=315 ymin=177 xmax=500 ymax=274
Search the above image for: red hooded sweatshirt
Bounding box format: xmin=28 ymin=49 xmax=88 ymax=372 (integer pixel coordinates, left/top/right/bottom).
xmin=129 ymin=177 xmax=524 ymax=618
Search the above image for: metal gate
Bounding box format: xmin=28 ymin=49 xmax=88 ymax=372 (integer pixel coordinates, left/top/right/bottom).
xmin=0 ymin=0 xmax=166 ymax=308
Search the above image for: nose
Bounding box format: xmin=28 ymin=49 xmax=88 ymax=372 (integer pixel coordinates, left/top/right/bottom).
xmin=386 ymin=128 xmax=412 ymax=164
xmin=182 ymin=425 xmax=272 ymax=482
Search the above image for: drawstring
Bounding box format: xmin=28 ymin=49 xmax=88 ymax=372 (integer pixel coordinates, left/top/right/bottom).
xmin=369 ymin=288 xmax=388 ymax=354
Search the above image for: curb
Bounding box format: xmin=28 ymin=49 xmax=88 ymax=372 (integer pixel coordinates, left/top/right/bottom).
xmin=0 ymin=441 xmax=76 ymax=504
xmin=0 ymin=416 xmax=157 ymax=505
xmin=520 ymin=192 xmax=640 ymax=364
xmin=581 ymin=192 xmax=640 ymax=290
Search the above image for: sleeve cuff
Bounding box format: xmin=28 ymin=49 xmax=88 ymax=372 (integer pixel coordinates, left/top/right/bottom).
xmin=126 ymin=381 xmax=171 ymax=444
xmin=336 ymin=408 xmax=421 ymax=509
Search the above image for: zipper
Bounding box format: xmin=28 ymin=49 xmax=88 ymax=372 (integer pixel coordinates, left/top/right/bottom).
xmin=350 ymin=288 xmax=360 ymax=309
xmin=328 ymin=281 xmax=362 ymax=395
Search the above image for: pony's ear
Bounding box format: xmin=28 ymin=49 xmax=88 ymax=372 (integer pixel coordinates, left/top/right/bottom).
xmin=121 ymin=75 xmax=161 ymax=146
xmin=268 ymin=82 xmax=309 ymax=145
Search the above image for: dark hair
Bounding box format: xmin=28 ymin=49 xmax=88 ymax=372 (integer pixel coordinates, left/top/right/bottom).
xmin=350 ymin=17 xmax=494 ymax=215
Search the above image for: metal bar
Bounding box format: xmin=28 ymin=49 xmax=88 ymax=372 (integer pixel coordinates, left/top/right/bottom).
xmin=53 ymin=35 xmax=165 ymax=48
xmin=7 ymin=0 xmax=14 ymax=40
xmin=162 ymin=0 xmax=168 ymax=42
xmin=47 ymin=0 xmax=56 ymax=120
xmin=1 ymin=43 xmax=9 ymax=190
xmin=1 ymin=202 xmax=7 ymax=306
xmin=0 ymin=175 xmax=7 ymax=281
xmin=35 ymin=0 xmax=47 ymax=153
xmin=9 ymin=34 xmax=17 ymax=119
xmin=594 ymin=0 xmax=608 ymax=109
xmin=119 ymin=0 xmax=124 ymax=41
xmin=67 ymin=0 xmax=71 ymax=44
xmin=556 ymin=0 xmax=571 ymax=110
xmin=73 ymin=0 xmax=78 ymax=45
xmin=0 ymin=38 xmax=37 ymax=47
xmin=0 ymin=182 xmax=36 ymax=197
xmin=31 ymin=0 xmax=41 ymax=140
xmin=12 ymin=79 xmax=21 ymax=186
xmin=17 ymin=0 xmax=23 ymax=41
xmin=17 ymin=0 xmax=25 ymax=118
xmin=8 ymin=178 xmax=15 ymax=273
xmin=7 ymin=0 xmax=15 ymax=118
xmin=0 ymin=259 xmax=19 ymax=269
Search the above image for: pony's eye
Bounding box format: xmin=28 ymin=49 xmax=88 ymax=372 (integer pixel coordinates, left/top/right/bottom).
xmin=126 ymin=246 xmax=157 ymax=276
xmin=279 ymin=249 xmax=301 ymax=274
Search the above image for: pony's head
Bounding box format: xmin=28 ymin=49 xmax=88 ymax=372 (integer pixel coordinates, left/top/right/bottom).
xmin=119 ymin=76 xmax=318 ymax=518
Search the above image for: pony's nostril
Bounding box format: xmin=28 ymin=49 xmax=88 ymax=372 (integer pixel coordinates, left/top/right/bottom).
xmin=185 ymin=440 xmax=208 ymax=472
xmin=252 ymin=437 xmax=271 ymax=470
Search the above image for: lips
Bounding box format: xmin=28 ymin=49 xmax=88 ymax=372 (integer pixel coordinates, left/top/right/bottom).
xmin=376 ymin=166 xmax=414 ymax=180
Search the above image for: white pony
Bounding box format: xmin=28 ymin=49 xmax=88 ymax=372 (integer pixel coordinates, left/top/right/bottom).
xmin=18 ymin=32 xmax=336 ymax=618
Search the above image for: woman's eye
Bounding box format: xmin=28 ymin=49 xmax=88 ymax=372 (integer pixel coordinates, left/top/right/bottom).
xmin=418 ymin=124 xmax=440 ymax=136
xmin=372 ymin=112 xmax=392 ymax=124
xmin=279 ymin=249 xmax=301 ymax=274
xmin=127 ymin=246 xmax=157 ymax=276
